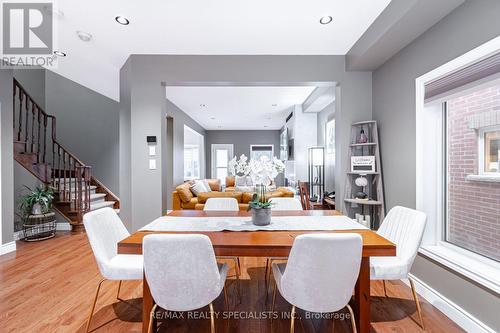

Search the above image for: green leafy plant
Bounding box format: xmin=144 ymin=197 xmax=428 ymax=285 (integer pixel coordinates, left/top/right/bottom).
xmin=19 ymin=185 xmax=54 ymax=216
xmin=247 ymin=188 xmax=272 ymax=211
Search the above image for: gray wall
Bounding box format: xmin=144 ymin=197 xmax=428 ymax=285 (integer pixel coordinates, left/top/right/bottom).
xmin=14 ymin=68 xmax=45 ymax=108
xmin=120 ymin=55 xmax=372 ymax=232
xmin=0 ymin=69 xmax=14 ymax=244
xmin=166 ymin=99 xmax=206 ymax=187
xmin=204 ymin=130 xmax=282 ymax=185
xmin=45 ymin=71 xmax=120 ymax=194
xmin=372 ymin=0 xmax=500 ymax=330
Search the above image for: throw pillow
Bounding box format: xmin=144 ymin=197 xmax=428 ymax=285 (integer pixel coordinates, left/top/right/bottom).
xmin=176 ymin=183 xmax=194 ymax=203
xmin=190 ymin=181 xmax=207 ymax=196
xmin=202 ymin=179 xmax=212 ymax=192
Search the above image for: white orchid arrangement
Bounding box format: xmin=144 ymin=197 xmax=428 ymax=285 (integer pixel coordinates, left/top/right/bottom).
xmin=228 ymin=154 xmax=251 ymax=176
xmin=228 ymin=154 xmax=285 ymax=186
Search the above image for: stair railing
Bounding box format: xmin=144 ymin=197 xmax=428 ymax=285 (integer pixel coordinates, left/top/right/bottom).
xmin=13 ymin=79 xmax=92 ymax=220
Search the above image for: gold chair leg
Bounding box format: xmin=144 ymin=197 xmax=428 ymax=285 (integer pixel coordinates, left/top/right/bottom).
xmin=382 ymin=280 xmax=388 ymax=297
xmin=117 ymin=280 xmax=123 ymax=301
xmin=346 ymin=304 xmax=357 ymax=333
xmin=209 ymin=303 xmax=216 ymax=333
xmin=147 ymin=304 xmax=158 ymax=333
xmin=290 ymin=305 xmax=296 ymax=333
xmin=85 ymin=278 xmax=106 ymax=333
xmin=409 ymin=277 xmax=425 ymax=330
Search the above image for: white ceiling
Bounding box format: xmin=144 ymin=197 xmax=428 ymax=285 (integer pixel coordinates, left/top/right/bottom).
xmin=165 ymin=86 xmax=317 ymax=130
xmin=45 ymin=0 xmax=391 ymax=100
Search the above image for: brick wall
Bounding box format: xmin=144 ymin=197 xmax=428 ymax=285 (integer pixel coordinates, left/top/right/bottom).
xmin=447 ymin=85 xmax=500 ymax=262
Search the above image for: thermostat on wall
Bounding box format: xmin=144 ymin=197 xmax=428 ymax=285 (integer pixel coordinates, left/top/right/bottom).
xmin=147 ymin=136 xmax=157 ymax=144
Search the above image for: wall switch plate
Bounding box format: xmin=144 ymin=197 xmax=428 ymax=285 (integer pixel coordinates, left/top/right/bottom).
xmin=149 ymin=159 xmax=156 ymax=170
xmin=149 ymin=146 xmax=156 ymax=156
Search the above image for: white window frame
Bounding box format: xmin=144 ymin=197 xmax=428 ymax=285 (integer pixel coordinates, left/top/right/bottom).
xmin=183 ymin=144 xmax=200 ymax=180
xmin=211 ymin=144 xmax=234 ymax=185
xmin=250 ymin=144 xmax=274 ymax=161
xmin=478 ymin=125 xmax=500 ymax=176
xmin=416 ymin=36 xmax=500 ymax=294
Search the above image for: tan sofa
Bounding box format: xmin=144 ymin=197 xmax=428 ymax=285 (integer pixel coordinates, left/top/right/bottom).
xmin=172 ymin=177 xmax=294 ymax=211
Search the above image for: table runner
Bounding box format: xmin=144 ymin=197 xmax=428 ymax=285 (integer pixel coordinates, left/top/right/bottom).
xmin=140 ymin=215 xmax=367 ymax=232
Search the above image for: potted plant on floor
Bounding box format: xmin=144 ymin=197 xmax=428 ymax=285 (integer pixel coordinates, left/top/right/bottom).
xmin=247 ymin=156 xmax=285 ymax=226
xmin=19 ymin=185 xmax=54 ymax=216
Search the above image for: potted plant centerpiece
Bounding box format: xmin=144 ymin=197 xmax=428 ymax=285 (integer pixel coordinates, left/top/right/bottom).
xmin=246 ymin=156 xmax=285 ymax=226
xmin=19 ymin=185 xmax=55 ymax=216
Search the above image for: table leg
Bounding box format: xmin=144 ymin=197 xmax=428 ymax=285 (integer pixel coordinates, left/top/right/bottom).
xmin=354 ymin=257 xmax=370 ymax=333
xmin=143 ymin=273 xmax=153 ymax=333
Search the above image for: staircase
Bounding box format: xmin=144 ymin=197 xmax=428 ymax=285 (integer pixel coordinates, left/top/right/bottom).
xmin=13 ymin=79 xmax=119 ymax=232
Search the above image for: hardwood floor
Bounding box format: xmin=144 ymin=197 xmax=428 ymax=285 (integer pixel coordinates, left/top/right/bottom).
xmin=0 ymin=233 xmax=464 ymax=333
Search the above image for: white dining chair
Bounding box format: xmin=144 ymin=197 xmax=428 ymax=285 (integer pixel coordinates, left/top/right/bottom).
xmin=370 ymin=206 xmax=427 ymax=329
xmin=143 ymin=234 xmax=229 ymax=333
xmin=268 ymin=197 xmax=303 ymax=211
xmin=264 ymin=197 xmax=303 ymax=292
xmin=83 ymin=208 xmax=143 ymax=333
xmin=204 ymin=197 xmax=241 ymax=300
xmin=271 ymin=233 xmax=362 ymax=333
xmin=204 ymin=197 xmax=239 ymax=211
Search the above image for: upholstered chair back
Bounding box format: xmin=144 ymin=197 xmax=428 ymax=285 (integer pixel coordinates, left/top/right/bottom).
xmin=143 ymin=234 xmax=225 ymax=312
xmin=280 ymin=234 xmax=362 ymax=313
xmin=377 ymin=206 xmax=427 ymax=269
xmin=83 ymin=208 xmax=130 ymax=278
xmin=269 ymin=197 xmax=303 ymax=211
xmin=204 ymin=197 xmax=239 ymax=211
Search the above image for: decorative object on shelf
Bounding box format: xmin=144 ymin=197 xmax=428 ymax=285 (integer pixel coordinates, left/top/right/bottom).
xmin=344 ymin=121 xmax=385 ymax=229
xmin=308 ymin=146 xmax=325 ymax=201
xmin=354 ymin=175 xmax=369 ymax=199
xmin=357 ymin=128 xmax=369 ymax=144
xmin=19 ymin=185 xmax=54 ymax=216
xmin=351 ymin=156 xmax=376 ymax=173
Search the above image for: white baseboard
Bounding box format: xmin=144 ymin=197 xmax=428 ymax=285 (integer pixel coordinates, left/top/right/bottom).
xmin=13 ymin=222 xmax=72 ymax=241
xmin=0 ymin=241 xmax=16 ymax=255
xmin=404 ymin=274 xmax=495 ymax=333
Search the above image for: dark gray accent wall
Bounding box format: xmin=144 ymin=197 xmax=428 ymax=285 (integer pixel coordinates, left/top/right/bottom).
xmin=119 ymin=55 xmax=372 ymax=232
xmin=0 ymin=69 xmax=14 ymax=244
xmin=204 ymin=130 xmax=282 ymax=185
xmin=45 ymin=70 xmax=120 ymax=194
xmin=372 ymin=0 xmax=500 ymax=330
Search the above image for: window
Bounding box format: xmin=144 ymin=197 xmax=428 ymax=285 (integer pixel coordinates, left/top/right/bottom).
xmin=250 ymin=145 xmax=273 ymax=161
xmin=416 ymin=37 xmax=500 ymax=293
xmin=211 ymin=144 xmax=233 ymax=185
xmin=479 ymin=126 xmax=500 ymax=174
xmin=445 ymin=84 xmax=500 ymax=263
xmin=184 ymin=145 xmax=200 ymax=180
xmin=184 ymin=125 xmax=204 ymax=180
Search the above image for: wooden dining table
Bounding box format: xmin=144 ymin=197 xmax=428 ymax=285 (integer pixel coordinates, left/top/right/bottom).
xmin=118 ymin=210 xmax=396 ymax=333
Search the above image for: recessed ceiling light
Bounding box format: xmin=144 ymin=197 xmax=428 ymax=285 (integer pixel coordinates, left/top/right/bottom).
xmin=264 ymin=125 xmax=269 ymax=128
xmin=210 ymin=117 xmax=216 ymax=120
xmin=53 ymin=51 xmax=66 ymax=57
xmin=271 ymin=104 xmax=278 ymax=107
xmin=76 ymin=31 xmax=92 ymax=42
xmin=319 ymin=16 xmax=333 ymax=25
xmin=200 ymin=104 xmax=207 ymax=107
xmin=115 ymin=16 xmax=130 ymax=25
